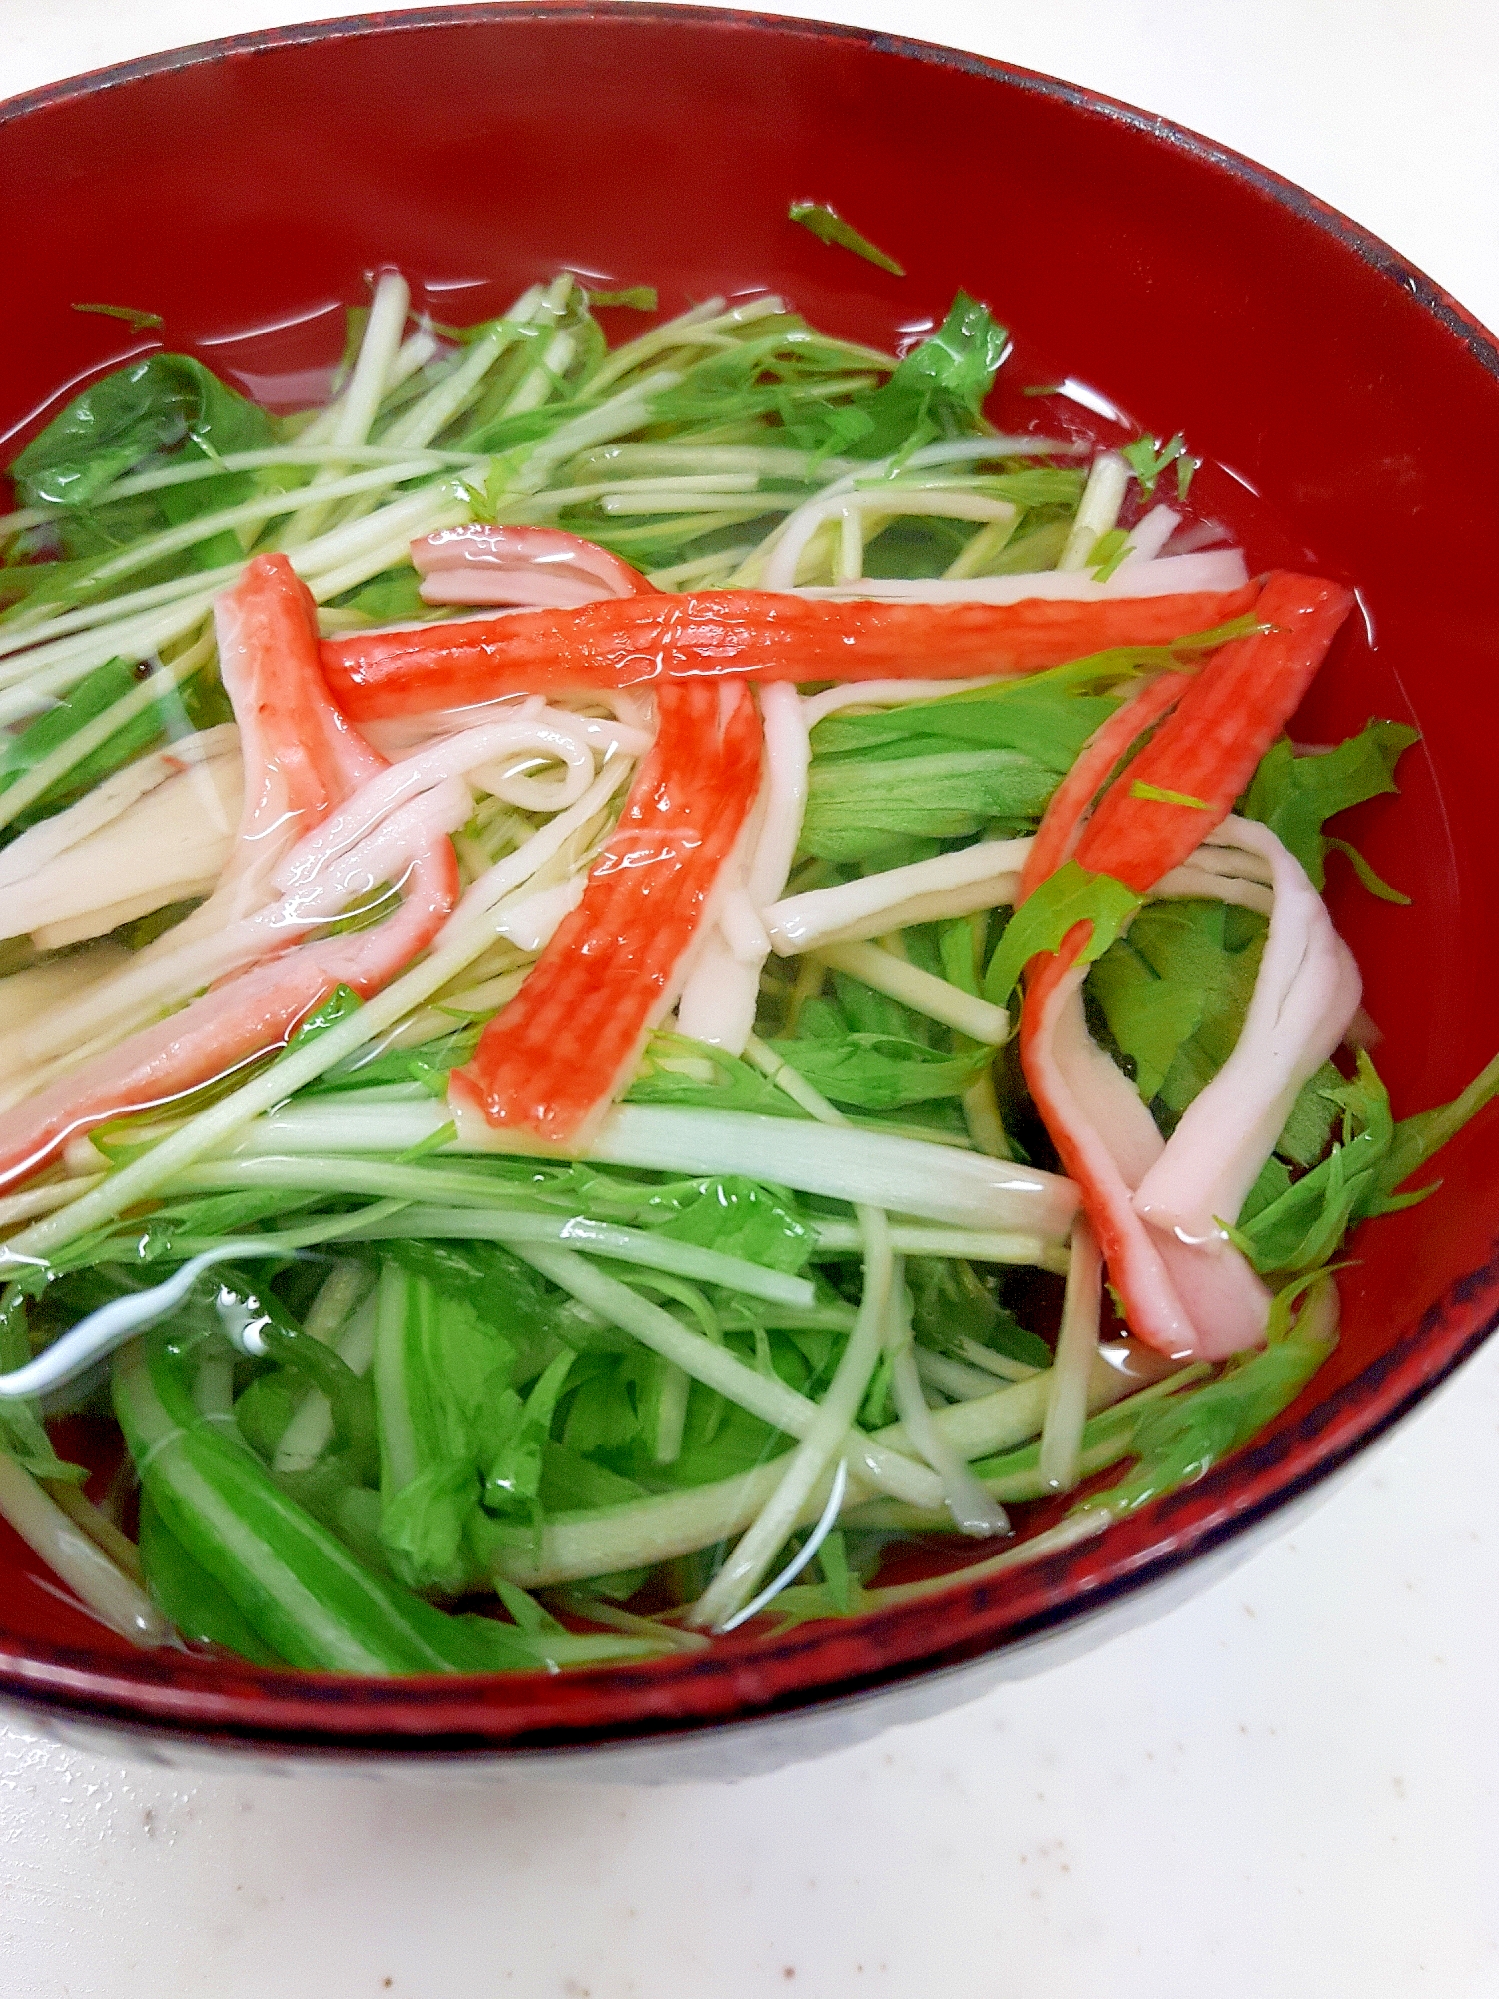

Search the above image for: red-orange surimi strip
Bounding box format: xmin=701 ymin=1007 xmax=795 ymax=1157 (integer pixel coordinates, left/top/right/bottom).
xmin=1071 ymin=573 xmax=1355 ymax=891
xmin=1017 ymin=571 xmax=1356 ymax=1356
xmin=225 ymin=553 xmax=385 ymax=822
xmin=1019 ymin=671 xmax=1192 ymax=899
xmin=0 ymin=843 xmax=458 ymax=1192
xmin=452 ymin=679 xmax=763 ymax=1148
xmin=0 ymin=556 xmax=458 ymax=1191
xmin=320 ymin=583 xmax=1263 ymax=719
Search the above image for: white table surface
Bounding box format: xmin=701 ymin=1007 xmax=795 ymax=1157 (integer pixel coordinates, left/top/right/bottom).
xmin=3 ymin=4 xmax=1498 ymax=1992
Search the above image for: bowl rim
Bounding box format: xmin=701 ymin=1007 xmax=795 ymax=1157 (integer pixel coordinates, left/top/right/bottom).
xmin=2 ymin=0 xmax=1497 ymax=1759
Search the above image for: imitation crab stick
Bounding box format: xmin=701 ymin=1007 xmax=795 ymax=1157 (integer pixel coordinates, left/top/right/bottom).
xmin=411 ymin=524 xmax=653 ymax=608
xmin=320 ymin=582 xmax=1263 ymax=719
xmin=450 ymin=678 xmax=763 ymax=1148
xmin=0 ymin=556 xmax=459 ymax=1191
xmin=203 ymin=553 xmax=387 ymax=924
xmin=1018 ymin=572 xmax=1356 ymax=1357
xmin=1070 ymin=574 xmax=1355 ymax=892
xmin=1019 ymin=670 xmax=1192 ymax=898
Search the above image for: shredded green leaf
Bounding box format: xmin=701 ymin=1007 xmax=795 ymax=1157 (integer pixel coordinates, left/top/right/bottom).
xmin=1239 ymin=719 xmax=1419 ymax=891
xmin=788 ymin=201 xmax=906 ymax=277
xmin=1122 ymin=431 xmax=1196 ymax=500
xmin=72 ymin=303 xmax=164 ymax=333
xmin=1129 ymin=781 xmax=1211 ymax=810
xmin=984 ymin=861 xmax=1144 ymax=1007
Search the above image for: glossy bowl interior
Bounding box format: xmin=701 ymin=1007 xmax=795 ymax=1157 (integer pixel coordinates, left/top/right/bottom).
xmin=2 ymin=3 xmax=1497 ymax=1769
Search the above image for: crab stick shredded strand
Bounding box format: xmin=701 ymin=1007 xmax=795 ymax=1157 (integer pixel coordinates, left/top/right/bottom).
xmin=451 ymin=679 xmax=763 ymax=1148
xmin=1020 ymin=671 xmax=1191 ymax=897
xmin=320 ymin=582 xmax=1262 ymax=719
xmin=0 ymin=831 xmax=459 ymax=1195
xmin=202 ymin=553 xmax=387 ymax=926
xmin=676 ymin=680 xmax=809 ymax=1052
xmin=1071 ymin=574 xmax=1355 ymax=891
xmin=0 ymin=555 xmax=460 ymax=1191
xmin=1020 ymin=944 xmax=1272 ymax=1360
xmin=1018 ymin=572 xmax=1355 ymax=1357
xmin=410 ymin=523 xmax=653 ymax=608
xmin=1131 ymin=816 xmax=1363 ymax=1248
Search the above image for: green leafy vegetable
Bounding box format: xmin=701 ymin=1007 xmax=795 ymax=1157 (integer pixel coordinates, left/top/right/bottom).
xmin=118 ymin=1338 xmax=645 ymax=1673
xmin=1087 ymin=898 xmax=1265 ymax=1114
xmin=484 ymin=1348 xmax=576 ymax=1519
xmin=218 ymin=1266 xmax=380 ymax=1480
xmin=637 ymin=1176 xmax=814 ymax=1275
xmin=1122 ymin=431 xmax=1196 ymax=500
xmin=331 ymin=566 xmax=430 ymax=624
xmin=1088 ymin=527 xmax=1131 ymax=582
xmin=1323 ymin=837 xmax=1410 ymax=905
xmin=138 ymin=1490 xmax=284 ymax=1664
xmin=1239 ymin=719 xmax=1419 ymax=893
xmin=10 ymin=352 xmax=276 ymax=568
xmin=1239 ymin=1043 xmax=1499 ymax=1276
xmin=800 ymin=747 xmax=1059 ymax=862
xmin=626 ymin=1033 xmax=809 ymax=1119
xmin=769 ymin=1032 xmax=987 ymax=1110
xmin=908 ymin=1258 xmax=1052 ymax=1370
xmin=0 ymin=1288 xmax=86 ymax=1482
xmin=0 ymin=654 xmax=229 ymax=831
xmin=1077 ymin=1306 xmax=1334 ymax=1514
xmin=788 ymin=201 xmax=906 ymax=277
xmin=373 ymin=1259 xmax=522 ymax=1592
xmin=793 ymin=292 xmax=1007 ymax=461
xmin=288 ymin=986 xmax=364 ymax=1048
xmin=983 ymin=861 xmax=1145 ymax=1007
xmin=1378 ymin=1046 xmax=1499 ymax=1198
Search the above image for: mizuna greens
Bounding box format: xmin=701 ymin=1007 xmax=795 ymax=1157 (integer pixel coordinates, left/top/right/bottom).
xmin=0 ymin=270 xmax=1492 ymax=1674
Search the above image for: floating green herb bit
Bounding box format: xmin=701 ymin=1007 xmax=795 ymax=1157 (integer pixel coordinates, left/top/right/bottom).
xmin=788 ymin=200 xmax=906 ymax=277
xmin=71 ymin=302 xmax=164 ymax=333
xmin=1129 ymin=781 xmax=1211 ymax=809
xmin=584 ymin=286 xmax=659 ymax=311
xmin=1122 ymin=430 xmax=1198 ymax=500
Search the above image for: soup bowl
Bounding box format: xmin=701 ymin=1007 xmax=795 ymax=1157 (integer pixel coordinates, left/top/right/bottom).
xmin=1 ymin=3 xmax=1496 ymax=1778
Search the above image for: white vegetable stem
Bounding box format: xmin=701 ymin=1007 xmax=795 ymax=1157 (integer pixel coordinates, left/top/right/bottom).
xmin=792 ymin=549 xmax=1248 ymax=604
xmin=1037 ymin=1219 xmax=1103 ymax=1492
xmin=280 ymin=271 xmax=412 ymax=544
xmin=885 ymin=1261 xmax=1012 ymax=1536
xmin=274 ymin=1282 xmax=378 ymax=1476
xmin=509 ymin=1241 xmax=941 ymax=1512
xmin=1057 ymin=450 xmax=1129 ymax=571
xmin=405 ymin=1096 xmax=1080 ymax=1238
xmin=689 ymin=1205 xmax=896 ymax=1629
xmin=491 ymin=1355 xmax=1143 ymax=1588
xmin=384 ymin=282 xmax=546 ymax=449
xmin=812 ymin=940 xmax=1010 ymax=1044
xmin=0 ymin=1453 xmax=171 ymax=1648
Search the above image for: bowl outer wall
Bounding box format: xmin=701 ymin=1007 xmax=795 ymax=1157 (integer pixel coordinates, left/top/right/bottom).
xmin=0 ymin=3 xmax=1496 ymax=1759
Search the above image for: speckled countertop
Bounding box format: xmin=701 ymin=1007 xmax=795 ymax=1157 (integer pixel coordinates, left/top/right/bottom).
xmin=2 ymin=5 xmax=1497 ymax=1993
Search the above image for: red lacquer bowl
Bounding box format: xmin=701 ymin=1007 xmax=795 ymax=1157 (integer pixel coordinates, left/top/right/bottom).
xmin=2 ymin=5 xmax=1496 ymax=1777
